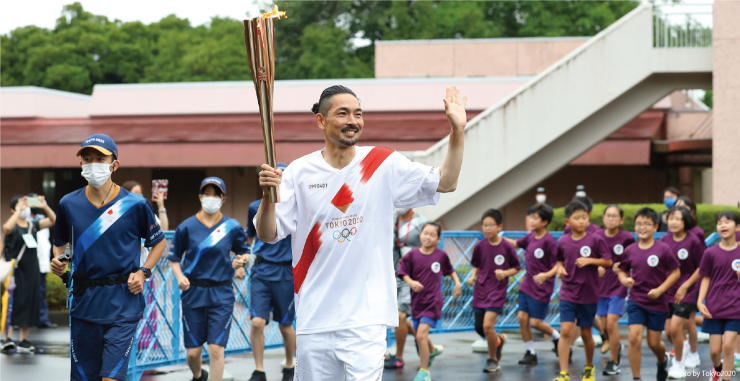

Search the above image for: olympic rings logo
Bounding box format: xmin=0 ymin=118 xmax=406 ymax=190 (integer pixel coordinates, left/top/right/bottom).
xmin=333 ymin=227 xmax=358 ymax=243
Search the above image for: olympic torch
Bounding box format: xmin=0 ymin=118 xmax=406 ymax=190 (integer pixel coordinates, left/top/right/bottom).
xmin=243 ymin=5 xmax=286 ymax=203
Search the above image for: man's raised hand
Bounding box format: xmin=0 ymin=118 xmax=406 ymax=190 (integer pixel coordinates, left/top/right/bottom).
xmin=443 ymin=86 xmax=467 ymax=131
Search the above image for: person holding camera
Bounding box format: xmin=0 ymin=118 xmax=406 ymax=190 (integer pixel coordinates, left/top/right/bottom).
xmin=2 ymin=195 xmax=56 ymax=353
xmin=26 ymin=193 xmax=57 ymax=329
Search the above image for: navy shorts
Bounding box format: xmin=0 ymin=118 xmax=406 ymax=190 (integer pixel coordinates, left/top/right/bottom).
xmin=560 ymin=300 xmax=598 ymax=327
xmin=70 ymin=317 xmax=139 ymax=381
xmin=412 ymin=316 xmax=438 ymax=331
xmin=518 ymin=291 xmax=549 ymax=320
xmin=667 ymin=302 xmax=697 ymax=319
xmin=597 ymin=296 xmax=626 ymax=317
xmin=473 ymin=307 xmax=503 ymax=314
xmin=182 ymin=303 xmax=233 ymax=348
xmin=627 ymin=301 xmax=667 ymax=331
xmin=250 ymin=276 xmax=295 ymax=326
xmin=701 ymin=319 xmax=740 ymax=335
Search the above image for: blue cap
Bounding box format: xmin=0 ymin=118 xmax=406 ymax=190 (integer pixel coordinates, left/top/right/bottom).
xmin=200 ymin=177 xmax=226 ymax=194
xmin=277 ymin=162 xmax=288 ymax=171
xmin=77 ymin=134 xmax=119 ymax=160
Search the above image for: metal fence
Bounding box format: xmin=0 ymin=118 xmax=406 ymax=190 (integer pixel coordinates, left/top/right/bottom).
xmin=128 ymin=231 xmax=721 ymax=380
xmin=653 ymin=6 xmax=713 ymax=48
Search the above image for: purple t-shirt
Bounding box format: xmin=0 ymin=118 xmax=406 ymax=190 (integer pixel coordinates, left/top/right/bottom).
xmin=619 ymin=240 xmax=680 ymax=312
xmin=517 ymin=232 xmax=558 ymax=303
xmin=596 ymin=229 xmax=635 ymax=298
xmin=564 ymin=223 xmax=601 ymax=235
xmin=398 ymin=248 xmax=454 ymax=320
xmin=688 ymin=226 xmax=706 ymax=243
xmin=557 ymin=232 xmax=610 ymax=305
xmin=660 ymin=233 xmax=705 ymax=303
xmin=471 ymin=238 xmax=521 ymax=309
xmin=698 ymin=244 xmax=740 ymax=320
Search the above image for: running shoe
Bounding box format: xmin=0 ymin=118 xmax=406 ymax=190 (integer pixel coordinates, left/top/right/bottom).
xmin=518 ymin=350 xmax=538 ymax=365
xmin=281 ymin=367 xmax=294 ymax=381
xmin=582 ymin=365 xmax=595 ymax=381
xmin=247 ymin=370 xmax=264 ymax=381
xmin=1 ymin=337 xmax=15 ymax=352
xmin=708 ymin=366 xmax=721 ymax=381
xmin=483 ymin=358 xmax=500 ymax=373
xmin=684 ymin=351 xmax=701 ymax=368
xmin=16 ymin=340 xmax=34 ymax=354
xmin=657 ymin=360 xmax=668 ymax=381
xmin=667 ymin=362 xmax=685 ymax=379
xmin=553 ymin=372 xmax=570 ymax=381
xmin=603 ymin=360 xmax=621 ymax=375
xmin=193 ymin=369 xmax=209 ymax=381
xmin=384 ymin=355 xmax=405 ymax=369
xmin=428 ymin=344 xmax=443 ymax=366
xmin=496 ymin=333 xmax=507 ymax=362
xmin=413 ymin=369 xmax=431 ymax=381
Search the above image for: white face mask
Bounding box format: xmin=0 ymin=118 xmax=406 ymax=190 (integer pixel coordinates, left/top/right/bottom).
xmin=575 ymin=191 xmax=587 ymax=198
xmin=81 ymin=162 xmax=114 ymax=189
xmin=201 ymin=196 xmax=223 ymax=214
xmin=18 ymin=207 xmax=30 ymax=220
xmin=536 ymin=195 xmax=547 ymax=203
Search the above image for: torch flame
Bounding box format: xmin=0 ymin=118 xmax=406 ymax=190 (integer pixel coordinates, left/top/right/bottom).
xmin=262 ymin=5 xmax=287 ymax=19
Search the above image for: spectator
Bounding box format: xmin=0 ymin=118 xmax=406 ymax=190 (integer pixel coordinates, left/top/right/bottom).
xmin=122 ymin=180 xmax=169 ymax=231
xmin=526 ymin=187 xmax=554 ymax=232
xmin=385 ymin=207 xmax=428 ymax=370
xmin=26 ymin=193 xmax=56 ymax=329
xmin=2 ymin=195 xmax=56 ymax=353
xmin=658 ymin=187 xmax=681 ymax=232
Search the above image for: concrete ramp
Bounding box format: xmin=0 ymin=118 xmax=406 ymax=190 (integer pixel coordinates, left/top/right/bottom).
xmin=412 ymin=4 xmax=712 ymax=229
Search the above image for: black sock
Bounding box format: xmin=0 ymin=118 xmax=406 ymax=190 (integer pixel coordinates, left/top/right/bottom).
xmin=714 ymin=364 xmax=722 ymax=372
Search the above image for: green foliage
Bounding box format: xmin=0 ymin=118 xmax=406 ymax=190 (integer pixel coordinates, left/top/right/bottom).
xmin=46 ymin=273 xmax=69 ymax=311
xmin=2 ymin=1 xmax=639 ymax=94
xmin=701 ymin=90 xmax=713 ymax=109
xmin=547 ymin=203 xmax=738 ymax=234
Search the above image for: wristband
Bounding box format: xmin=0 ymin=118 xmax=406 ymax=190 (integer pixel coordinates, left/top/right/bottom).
xmin=159 ymin=209 xmax=166 ymax=213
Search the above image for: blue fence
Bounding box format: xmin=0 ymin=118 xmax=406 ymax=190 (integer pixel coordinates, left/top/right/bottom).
xmin=127 ymin=231 xmax=721 ymax=380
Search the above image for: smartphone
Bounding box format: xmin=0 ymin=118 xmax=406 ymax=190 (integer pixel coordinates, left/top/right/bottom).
xmin=27 ymin=197 xmax=41 ymax=207
xmin=152 ymin=179 xmax=169 ymax=200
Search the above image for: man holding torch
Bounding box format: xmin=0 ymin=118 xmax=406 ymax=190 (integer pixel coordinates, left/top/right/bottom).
xmin=254 ymin=85 xmax=467 ymax=380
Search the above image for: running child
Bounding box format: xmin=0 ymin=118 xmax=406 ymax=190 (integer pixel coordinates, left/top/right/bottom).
xmin=661 ymin=206 xmax=705 ymax=378
xmin=675 ymin=197 xmax=705 ymax=242
xmin=596 ymin=204 xmax=635 ymax=376
xmin=398 ymin=222 xmax=461 ymax=381
xmin=616 ymin=207 xmax=680 ymax=381
xmin=697 ymin=211 xmax=740 ymax=381
xmin=563 ymin=196 xmax=600 ymax=235
xmin=554 ymin=201 xmax=612 ymax=381
xmin=505 ymin=204 xmax=560 ymax=365
xmin=468 ymin=209 xmax=520 ymax=373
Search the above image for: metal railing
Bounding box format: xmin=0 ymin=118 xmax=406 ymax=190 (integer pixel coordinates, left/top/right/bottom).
xmin=653 ymin=5 xmax=712 ymax=48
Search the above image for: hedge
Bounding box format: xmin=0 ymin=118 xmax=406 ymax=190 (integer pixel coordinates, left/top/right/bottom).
xmin=547 ymin=203 xmax=738 ymax=233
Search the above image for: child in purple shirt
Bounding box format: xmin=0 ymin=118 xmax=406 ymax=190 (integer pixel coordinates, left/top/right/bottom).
xmin=505 ymin=204 xmax=560 ymax=365
xmin=398 ymin=222 xmax=461 ymax=381
xmin=675 ymin=196 xmax=706 ymax=243
xmin=596 ymin=204 xmax=635 ymax=375
xmin=616 ymin=208 xmax=680 ymax=381
xmin=697 ymin=211 xmax=740 ymax=381
xmin=554 ymin=201 xmax=612 ymax=381
xmin=467 ymin=209 xmax=520 ymax=373
xmin=661 ymin=206 xmax=706 ymax=375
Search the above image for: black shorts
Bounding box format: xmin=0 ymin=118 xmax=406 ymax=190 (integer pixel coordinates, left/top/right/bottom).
xmin=668 ymin=302 xmax=697 ymax=319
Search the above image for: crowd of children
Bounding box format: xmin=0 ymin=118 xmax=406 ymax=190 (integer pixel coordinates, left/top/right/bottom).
xmin=392 ymin=195 xmax=740 ymax=381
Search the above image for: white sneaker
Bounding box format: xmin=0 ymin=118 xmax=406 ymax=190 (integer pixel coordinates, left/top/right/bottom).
xmin=668 ymin=363 xmax=686 ymax=379
xmin=684 ymin=352 xmax=701 ymax=368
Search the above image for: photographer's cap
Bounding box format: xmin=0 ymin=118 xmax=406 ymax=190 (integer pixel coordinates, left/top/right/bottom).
xmin=77 ymin=133 xmax=118 ymax=160
xmin=200 ymin=177 xmax=226 ymax=194
xmin=536 ymin=187 xmax=546 ymax=194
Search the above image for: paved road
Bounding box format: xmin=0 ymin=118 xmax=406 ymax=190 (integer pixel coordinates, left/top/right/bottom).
xmin=1 ymin=327 xmax=731 ymax=381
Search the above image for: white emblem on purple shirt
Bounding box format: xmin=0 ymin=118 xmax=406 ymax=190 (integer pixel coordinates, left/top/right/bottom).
xmin=677 ymin=248 xmax=689 ymax=260
xmin=534 ymin=248 xmax=544 ymax=259
xmin=494 ymin=254 xmax=505 ymax=265
xmin=613 ymin=244 xmax=624 ymax=255
xmin=580 ymin=246 xmax=592 ymax=258
xmin=732 ymin=259 xmax=740 ymax=272
xmin=648 ymin=254 xmax=660 ymax=267
xmin=431 ymin=262 xmax=441 ymax=273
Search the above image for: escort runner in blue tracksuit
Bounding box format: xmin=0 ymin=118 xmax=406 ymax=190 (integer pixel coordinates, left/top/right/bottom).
xmin=168 ymin=177 xmax=250 ymax=381
xmin=51 ymin=134 xmax=167 ymax=381
xmin=241 ymin=163 xmax=296 ymax=381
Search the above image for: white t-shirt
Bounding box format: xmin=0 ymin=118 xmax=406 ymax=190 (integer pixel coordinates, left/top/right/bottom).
xmin=265 ymin=146 xmax=440 ymax=334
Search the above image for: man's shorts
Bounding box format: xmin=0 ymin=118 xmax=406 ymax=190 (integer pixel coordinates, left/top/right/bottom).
xmin=597 ymin=296 xmax=626 ymax=317
xmin=250 ymin=275 xmax=295 ymax=326
xmin=701 ymin=319 xmax=740 ymax=335
xmin=412 ymin=316 xmax=438 ymax=331
xmin=560 ymin=300 xmax=598 ymax=328
xmin=396 ymin=278 xmax=412 ymax=316
xmin=70 ymin=317 xmax=138 ymax=381
xmin=183 ymin=303 xmax=233 ymax=348
xmin=667 ymin=302 xmax=697 ymax=320
xmin=518 ymin=291 xmax=549 ymax=320
xmin=472 ymin=307 xmax=504 ymax=314
xmin=295 ymin=324 xmax=386 ymax=381
xmin=627 ymin=301 xmax=668 ymax=332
